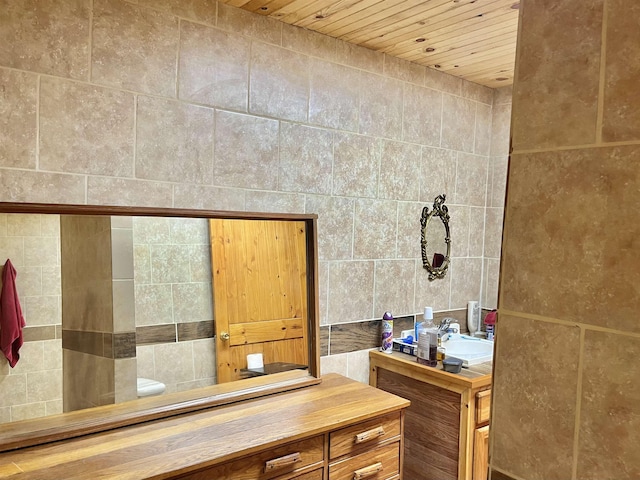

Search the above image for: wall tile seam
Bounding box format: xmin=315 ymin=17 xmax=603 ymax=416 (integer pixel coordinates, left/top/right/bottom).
xmin=498 ymin=309 xmax=640 ymax=338
xmin=510 ymin=139 xmax=640 ymax=156
xmin=0 ymin=69 xmax=495 ymax=142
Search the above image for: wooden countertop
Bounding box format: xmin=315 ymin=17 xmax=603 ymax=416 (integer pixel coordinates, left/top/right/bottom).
xmin=369 ymin=350 xmax=492 ymax=392
xmin=0 ymin=374 xmax=409 ymax=479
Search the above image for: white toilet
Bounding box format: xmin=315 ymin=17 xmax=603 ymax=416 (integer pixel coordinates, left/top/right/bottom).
xmin=136 ymin=378 xmax=166 ymax=398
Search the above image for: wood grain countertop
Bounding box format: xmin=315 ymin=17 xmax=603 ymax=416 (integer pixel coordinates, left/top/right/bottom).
xmin=0 ymin=374 xmax=409 ymax=479
xmin=369 ymin=350 xmax=492 ymax=392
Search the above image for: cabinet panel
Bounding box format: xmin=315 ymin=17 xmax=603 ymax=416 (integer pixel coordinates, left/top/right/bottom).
xmin=475 ymin=390 xmax=491 ymax=426
xmin=329 ymin=442 xmax=400 ymax=480
xmin=177 ymin=436 xmax=323 ymax=480
xmin=329 ymin=412 xmax=401 ymax=460
xmin=473 ymin=426 xmax=489 ymax=480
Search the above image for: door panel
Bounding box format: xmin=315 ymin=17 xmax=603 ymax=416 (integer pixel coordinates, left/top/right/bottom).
xmin=211 ymin=219 xmax=309 ymax=383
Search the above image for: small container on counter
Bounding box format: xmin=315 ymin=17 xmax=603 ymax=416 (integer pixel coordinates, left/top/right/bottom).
xmin=381 ymin=311 xmax=394 ymax=354
xmin=442 ymin=357 xmax=463 ymax=374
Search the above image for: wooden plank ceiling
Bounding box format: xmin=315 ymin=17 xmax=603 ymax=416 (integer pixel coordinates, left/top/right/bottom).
xmin=219 ymin=0 xmax=520 ymax=88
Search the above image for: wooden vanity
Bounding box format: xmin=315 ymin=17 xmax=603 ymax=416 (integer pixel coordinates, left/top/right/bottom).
xmin=0 ymin=374 xmax=409 ymax=479
xmin=369 ymin=351 xmax=492 ymax=480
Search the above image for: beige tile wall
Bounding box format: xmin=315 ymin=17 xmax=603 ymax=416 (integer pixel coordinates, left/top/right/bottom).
xmin=491 ymin=1 xmax=640 ymax=479
xmin=0 ymin=214 xmax=62 ymax=422
xmin=0 ymin=0 xmax=510 ymax=386
xmin=133 ymin=217 xmax=216 ymax=393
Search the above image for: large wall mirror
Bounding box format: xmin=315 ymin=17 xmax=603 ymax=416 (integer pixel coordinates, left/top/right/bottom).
xmin=0 ymin=203 xmax=320 ymax=452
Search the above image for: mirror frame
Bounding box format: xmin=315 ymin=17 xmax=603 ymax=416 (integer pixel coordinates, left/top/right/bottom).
xmin=420 ymin=194 xmax=451 ymax=281
xmin=0 ymin=202 xmax=321 ymax=453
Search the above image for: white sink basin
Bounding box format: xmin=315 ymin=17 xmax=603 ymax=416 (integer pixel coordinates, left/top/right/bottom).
xmin=443 ymin=335 xmax=494 ymax=367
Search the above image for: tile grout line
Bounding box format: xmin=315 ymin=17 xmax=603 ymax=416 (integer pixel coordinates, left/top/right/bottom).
xmin=571 ymin=326 xmax=586 ymax=480
xmin=595 ymin=0 xmax=608 ymax=145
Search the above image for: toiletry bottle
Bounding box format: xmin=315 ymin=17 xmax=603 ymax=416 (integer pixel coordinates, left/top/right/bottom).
xmin=437 ymin=336 xmax=446 ymax=362
xmin=484 ymin=309 xmax=497 ymax=340
xmin=416 ymin=313 xmax=438 ymax=367
xmin=381 ymin=311 xmax=394 ymax=353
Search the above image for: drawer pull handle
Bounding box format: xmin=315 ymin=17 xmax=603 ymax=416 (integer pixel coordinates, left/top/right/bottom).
xmin=354 ymin=426 xmax=385 ymax=444
xmin=264 ymin=452 xmax=301 ymax=472
xmin=353 ymin=462 xmax=383 ymax=479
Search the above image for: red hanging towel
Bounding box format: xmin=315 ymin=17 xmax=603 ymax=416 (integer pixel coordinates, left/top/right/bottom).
xmin=0 ymin=259 xmax=25 ymax=368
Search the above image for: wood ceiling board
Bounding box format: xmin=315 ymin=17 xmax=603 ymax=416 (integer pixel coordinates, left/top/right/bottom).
xmin=403 ymin=28 xmax=518 ymax=64
xmin=218 ymin=0 xmax=520 ymax=87
xmin=337 ymin=0 xmax=476 ymax=43
xmin=382 ymin=9 xmax=517 ymax=57
xmin=308 ymin=0 xmax=455 ymax=37
xmin=357 ymin=0 xmax=516 ymax=50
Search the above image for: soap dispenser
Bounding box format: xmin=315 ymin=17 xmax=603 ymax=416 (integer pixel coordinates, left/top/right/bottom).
xmin=416 ymin=307 xmax=438 ymax=367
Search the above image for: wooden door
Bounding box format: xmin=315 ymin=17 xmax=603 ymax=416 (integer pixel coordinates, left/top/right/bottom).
xmin=210 ymin=219 xmax=309 ymax=383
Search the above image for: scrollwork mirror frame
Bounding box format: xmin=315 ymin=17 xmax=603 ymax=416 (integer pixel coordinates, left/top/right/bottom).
xmin=420 ymin=194 xmax=451 ymax=281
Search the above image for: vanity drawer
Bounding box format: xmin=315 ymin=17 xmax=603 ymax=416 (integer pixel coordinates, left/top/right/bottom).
xmin=177 ymin=435 xmax=323 ymax=480
xmin=329 ymin=413 xmax=401 ymax=459
xmin=328 ymin=442 xmax=400 ymax=480
xmin=476 ymin=389 xmax=492 ymax=425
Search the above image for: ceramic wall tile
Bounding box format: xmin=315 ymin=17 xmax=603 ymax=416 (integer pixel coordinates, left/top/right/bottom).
xmin=353 ymin=198 xmax=398 ymax=259
xmin=0 ymin=374 xmax=26 ymax=408
xmin=346 ymin=349 xmax=372 ymax=384
xmin=111 ymin=228 xmax=134 ymax=279
xmin=172 ymin=283 xmax=213 ymax=323
xmin=448 ymin=205 xmax=470 ymax=258
xmin=402 ymin=84 xmax=442 ymax=147
xmin=475 ymin=102 xmax=492 ymax=156
xmin=153 ymin=341 xmax=195 ymax=385
xmin=136 ymin=95 xmax=214 ymax=184
xmin=577 ymin=330 xmax=640 ymax=479
xmin=279 ymin=123 xmax=333 ymax=195
xmin=378 ymin=140 xmax=421 ymax=201
xmin=150 ymin=245 xmax=191 ymax=283
xmin=305 ymin=194 xmax=354 ymax=261
xmin=112 ymin=280 xmax=135 ymax=333
xmin=282 ymin=23 xmax=337 ymax=62
xmin=335 ymin=41 xmax=384 ymax=74
xmin=213 ymin=110 xmax=279 ymax=190
xmin=455 ymin=153 xmax=488 ymax=207
xmin=0 ymin=170 xmax=85 ymax=204
xmin=373 ymin=260 xmax=416 ymax=316
xmin=420 ymin=147 xmax=457 ymax=203
xmin=501 ymin=147 xmax=640 ymax=332
xmin=26 ymin=370 xmax=62 ymax=403
xmin=414 ymin=259 xmax=451 ymax=312
xmin=396 ymin=201 xmax=423 ymax=260
xmin=92 ymin=0 xmax=179 ymax=96
xmin=309 ymin=59 xmax=360 ymax=132
xmin=327 ymin=261 xmax=374 ymax=323
xmin=602 ymin=0 xmax=640 ymax=142
xmin=0 ymin=0 xmax=90 ymax=79
xmin=249 ymin=42 xmax=309 ymax=122
xmin=483 ymin=207 xmax=504 ymax=259
xmin=441 ymin=94 xmax=476 ymax=153
xmin=490 ymin=103 xmax=512 ymax=157
xmin=384 ymin=54 xmax=424 ymax=85
xmin=39 ymin=77 xmax=134 ymax=177
xmin=493 ymin=86 xmax=513 ymax=106
xmin=318 ymin=261 xmax=329 ymax=326
xmin=192 ymin=338 xmax=216 ymax=380
xmin=424 ymin=67 xmax=461 ymax=96
xmin=87 ymin=177 xmax=173 ymax=207
xmin=491 ymin=315 xmax=580 ymax=480
xmin=510 ymin=0 xmax=603 ymax=150
xmin=461 ymin=80 xmax=493 ymax=105
xmin=332 ymin=132 xmax=380 ymax=198
xmin=173 ymin=185 xmax=245 ymax=211
xmin=134 ymin=284 xmax=174 ymax=325
xmin=137 ymin=0 xmax=216 ymax=25
xmin=320 ymin=352 xmax=348 ymax=376
xmin=0 ymin=69 xmax=37 ymax=169
xmin=178 ymin=21 xmax=249 ymax=111
xmin=217 ymin=2 xmax=282 ymax=45
xmin=489 ymin=155 xmax=509 ymax=208
xmin=468 ymin=207 xmax=486 ymax=258
xmin=244 ymin=191 xmax=305 ymax=214
xmin=359 ymin=73 xmax=403 ymax=140
xmin=449 ymin=257 xmax=482 ymax=309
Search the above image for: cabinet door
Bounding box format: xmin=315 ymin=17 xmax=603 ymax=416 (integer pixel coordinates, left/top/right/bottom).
xmin=473 ymin=426 xmax=489 ymax=480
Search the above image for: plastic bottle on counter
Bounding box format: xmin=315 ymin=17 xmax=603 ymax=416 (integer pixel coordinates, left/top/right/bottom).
xmin=484 ymin=309 xmax=497 ymax=341
xmin=416 ymin=308 xmax=438 ymax=367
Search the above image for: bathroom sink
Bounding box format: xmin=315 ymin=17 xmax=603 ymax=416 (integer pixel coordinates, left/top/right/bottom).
xmin=443 ymin=335 xmax=494 ymax=367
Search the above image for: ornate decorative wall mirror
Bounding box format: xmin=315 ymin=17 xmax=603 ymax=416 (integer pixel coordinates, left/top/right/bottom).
xmin=0 ymin=203 xmax=320 ymax=452
xmin=420 ymin=194 xmax=451 ymax=280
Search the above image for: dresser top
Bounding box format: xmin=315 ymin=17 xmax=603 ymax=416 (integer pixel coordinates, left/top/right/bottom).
xmin=0 ymin=374 xmax=409 ymax=479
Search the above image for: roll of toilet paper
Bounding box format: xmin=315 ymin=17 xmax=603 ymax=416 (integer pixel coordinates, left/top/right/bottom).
xmin=247 ymin=353 xmax=264 ymax=369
